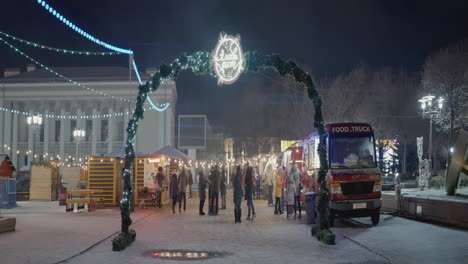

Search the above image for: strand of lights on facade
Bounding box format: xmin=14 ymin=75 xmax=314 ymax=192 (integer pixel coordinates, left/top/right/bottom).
xmin=0 ymin=30 xmax=121 ymax=56
xmin=0 ymin=31 xmax=170 ymax=112
xmin=35 ymin=0 xmax=133 ymax=55
xmin=0 ymin=105 xmax=161 ymax=119
xmin=0 ymin=36 xmax=170 ymax=114
xmin=0 ymin=36 xmax=135 ymax=103
xmin=35 ymin=0 xmax=170 ymax=112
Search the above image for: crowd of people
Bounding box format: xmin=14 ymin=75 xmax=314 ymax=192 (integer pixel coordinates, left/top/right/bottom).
xmin=151 ymin=161 xmax=313 ymax=223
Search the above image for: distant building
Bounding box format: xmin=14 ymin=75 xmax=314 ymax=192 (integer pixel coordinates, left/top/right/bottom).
xmin=224 ymin=137 xmax=281 ymax=161
xmin=0 ymin=65 xmax=177 ymax=171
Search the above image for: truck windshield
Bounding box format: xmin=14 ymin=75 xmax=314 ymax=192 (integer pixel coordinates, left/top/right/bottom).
xmin=329 ymin=135 xmax=376 ymax=169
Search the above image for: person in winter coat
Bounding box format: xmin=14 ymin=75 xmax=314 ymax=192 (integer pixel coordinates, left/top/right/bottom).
xmin=209 ymin=166 xmax=220 ymax=216
xmin=255 ymin=171 xmax=261 ymax=199
xmin=198 ymin=169 xmax=207 ymax=215
xmin=169 ymin=172 xmax=179 ymax=214
xmin=267 ymin=173 xmax=274 ymax=206
xmin=274 ymin=168 xmax=284 ymax=215
xmin=220 ymin=167 xmax=227 ymax=209
xmin=281 ymin=166 xmax=287 ymax=212
xmin=154 ymin=167 xmax=165 ymax=208
xmin=233 ymin=165 xmax=243 ymax=223
xmin=187 ymin=169 xmax=193 ymax=198
xmin=286 ymin=175 xmax=296 ymax=220
xmin=291 ymin=163 xmax=302 ymax=219
xmin=178 ymin=168 xmax=188 ymax=213
xmin=244 ymin=166 xmax=256 ymax=221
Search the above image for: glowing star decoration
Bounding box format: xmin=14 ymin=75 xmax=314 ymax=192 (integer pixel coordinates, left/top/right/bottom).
xmin=212 ymin=32 xmax=244 ymax=86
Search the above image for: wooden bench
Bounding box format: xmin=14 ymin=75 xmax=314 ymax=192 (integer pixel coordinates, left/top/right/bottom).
xmin=66 ymin=189 xmax=104 ymax=212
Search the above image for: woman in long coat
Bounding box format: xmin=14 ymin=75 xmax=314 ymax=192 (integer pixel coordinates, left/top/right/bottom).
xmin=198 ymin=169 xmax=207 ymax=215
xmin=169 ymin=172 xmax=179 ymax=214
xmin=233 ymin=165 xmax=243 ymax=223
xmin=244 ymin=166 xmax=256 ymax=221
xmin=274 ymin=168 xmax=283 ymax=215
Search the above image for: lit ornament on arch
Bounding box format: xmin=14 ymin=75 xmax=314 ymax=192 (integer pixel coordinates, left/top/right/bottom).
xmin=212 ymin=32 xmax=244 ymax=86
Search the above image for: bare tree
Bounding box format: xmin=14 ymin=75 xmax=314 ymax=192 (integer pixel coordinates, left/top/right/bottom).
xmin=421 ymin=40 xmax=468 ymax=149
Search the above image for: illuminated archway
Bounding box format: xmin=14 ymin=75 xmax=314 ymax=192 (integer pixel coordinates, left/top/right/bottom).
xmin=112 ymin=34 xmax=335 ymax=251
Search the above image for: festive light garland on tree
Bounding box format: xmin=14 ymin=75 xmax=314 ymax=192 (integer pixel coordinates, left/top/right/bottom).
xmin=0 ymin=30 xmax=121 ymax=55
xmin=112 ymin=50 xmax=334 ymax=251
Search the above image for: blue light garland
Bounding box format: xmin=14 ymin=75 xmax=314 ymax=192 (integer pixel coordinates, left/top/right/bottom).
xmin=36 ymin=0 xmax=133 ymax=54
xmin=132 ymin=59 xmax=170 ymax=112
xmin=36 ymin=0 xmax=170 ymax=112
xmin=0 ymin=36 xmax=133 ymax=103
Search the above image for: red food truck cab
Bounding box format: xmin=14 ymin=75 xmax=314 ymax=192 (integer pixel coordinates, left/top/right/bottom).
xmin=297 ymin=123 xmax=381 ymax=226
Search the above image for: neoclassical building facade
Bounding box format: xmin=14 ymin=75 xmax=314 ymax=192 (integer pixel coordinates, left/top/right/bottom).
xmin=0 ymin=65 xmax=177 ymax=171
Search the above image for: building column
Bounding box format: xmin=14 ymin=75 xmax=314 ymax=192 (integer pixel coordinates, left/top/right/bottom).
xmin=4 ymin=110 xmax=12 ymax=155
xmin=12 ymin=112 xmax=18 ymax=172
xmin=165 ymin=105 xmax=174 ymax=147
xmin=77 ymin=109 xmax=85 ymax=130
xmin=60 ymin=109 xmax=66 ymax=165
xmin=124 ymin=108 xmax=129 ymax=141
xmin=91 ymin=108 xmax=100 ymax=155
xmin=0 ymin=98 xmax=4 ymax=154
xmin=27 ymin=113 xmax=34 ymax=168
xmin=49 ymin=115 xmax=56 ymax=156
xmin=108 ymin=109 xmax=115 ymax=154
xmin=43 ymin=110 xmax=49 ymax=158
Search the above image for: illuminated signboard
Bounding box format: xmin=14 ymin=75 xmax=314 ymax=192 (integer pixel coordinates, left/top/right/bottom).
xmin=212 ymin=32 xmax=244 ymax=86
xmin=147 ymin=158 xmax=161 ymax=164
xmin=327 ymin=124 xmax=373 ymax=134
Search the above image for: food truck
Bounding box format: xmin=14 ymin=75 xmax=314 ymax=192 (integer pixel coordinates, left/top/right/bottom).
xmin=286 ymin=123 xmax=381 ymax=226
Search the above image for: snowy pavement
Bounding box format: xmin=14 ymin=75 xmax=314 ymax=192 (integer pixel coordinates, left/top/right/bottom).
xmin=1 ymin=195 xmax=468 ymax=264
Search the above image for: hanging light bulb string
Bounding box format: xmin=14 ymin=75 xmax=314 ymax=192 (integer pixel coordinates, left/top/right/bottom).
xmin=34 ymin=0 xmax=171 ymax=113
xmin=0 ymin=30 xmax=121 ymax=56
xmin=0 ymin=36 xmax=135 ymax=103
xmin=0 ymin=102 xmax=159 ymax=119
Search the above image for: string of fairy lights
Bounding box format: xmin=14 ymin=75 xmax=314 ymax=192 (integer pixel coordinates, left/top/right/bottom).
xmin=0 ymin=30 xmax=121 ymax=56
xmin=33 ymin=0 xmax=170 ymax=112
xmin=0 ymin=1 xmax=175 ymax=167
xmin=0 ymin=36 xmax=134 ymax=103
xmin=0 ymin=34 xmax=170 ymax=117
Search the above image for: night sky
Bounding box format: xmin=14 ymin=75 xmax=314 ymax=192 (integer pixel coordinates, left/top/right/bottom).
xmin=1 ymin=0 xmax=467 ymax=135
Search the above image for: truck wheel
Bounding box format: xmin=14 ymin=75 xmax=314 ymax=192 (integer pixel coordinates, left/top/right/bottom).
xmin=329 ymin=211 xmax=335 ymax=227
xmin=371 ymin=211 xmax=380 ymax=226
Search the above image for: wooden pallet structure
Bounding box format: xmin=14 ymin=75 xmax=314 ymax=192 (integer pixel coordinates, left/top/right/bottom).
xmin=86 ymin=156 xmax=122 ymax=207
xmin=0 ymin=216 xmax=16 ymax=233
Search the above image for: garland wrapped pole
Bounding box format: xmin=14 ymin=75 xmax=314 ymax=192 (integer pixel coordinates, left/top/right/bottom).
xmin=112 ymin=49 xmax=334 ymax=251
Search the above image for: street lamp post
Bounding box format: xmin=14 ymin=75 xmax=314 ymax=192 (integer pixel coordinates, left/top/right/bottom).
xmin=418 ymin=95 xmax=444 ymax=183
xmin=73 ymin=129 xmax=86 ymax=165
xmin=27 ymin=115 xmax=43 ymax=163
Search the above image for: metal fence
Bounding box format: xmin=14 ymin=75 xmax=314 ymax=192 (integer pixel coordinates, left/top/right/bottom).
xmin=0 ymin=178 xmax=16 ymax=209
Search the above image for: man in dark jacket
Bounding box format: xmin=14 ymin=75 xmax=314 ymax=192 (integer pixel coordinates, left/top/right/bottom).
xmin=209 ymin=165 xmax=221 ymax=216
xmin=155 ymin=167 xmax=165 ymax=208
xmin=178 ymin=168 xmax=188 ymax=213
xmin=187 ymin=169 xmax=193 ymax=198
xmin=220 ymin=167 xmax=227 ymax=209
xmin=233 ymin=165 xmax=243 ymax=223
xmin=169 ymin=172 xmax=179 ymax=214
xmin=198 ymin=169 xmax=207 ymax=215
